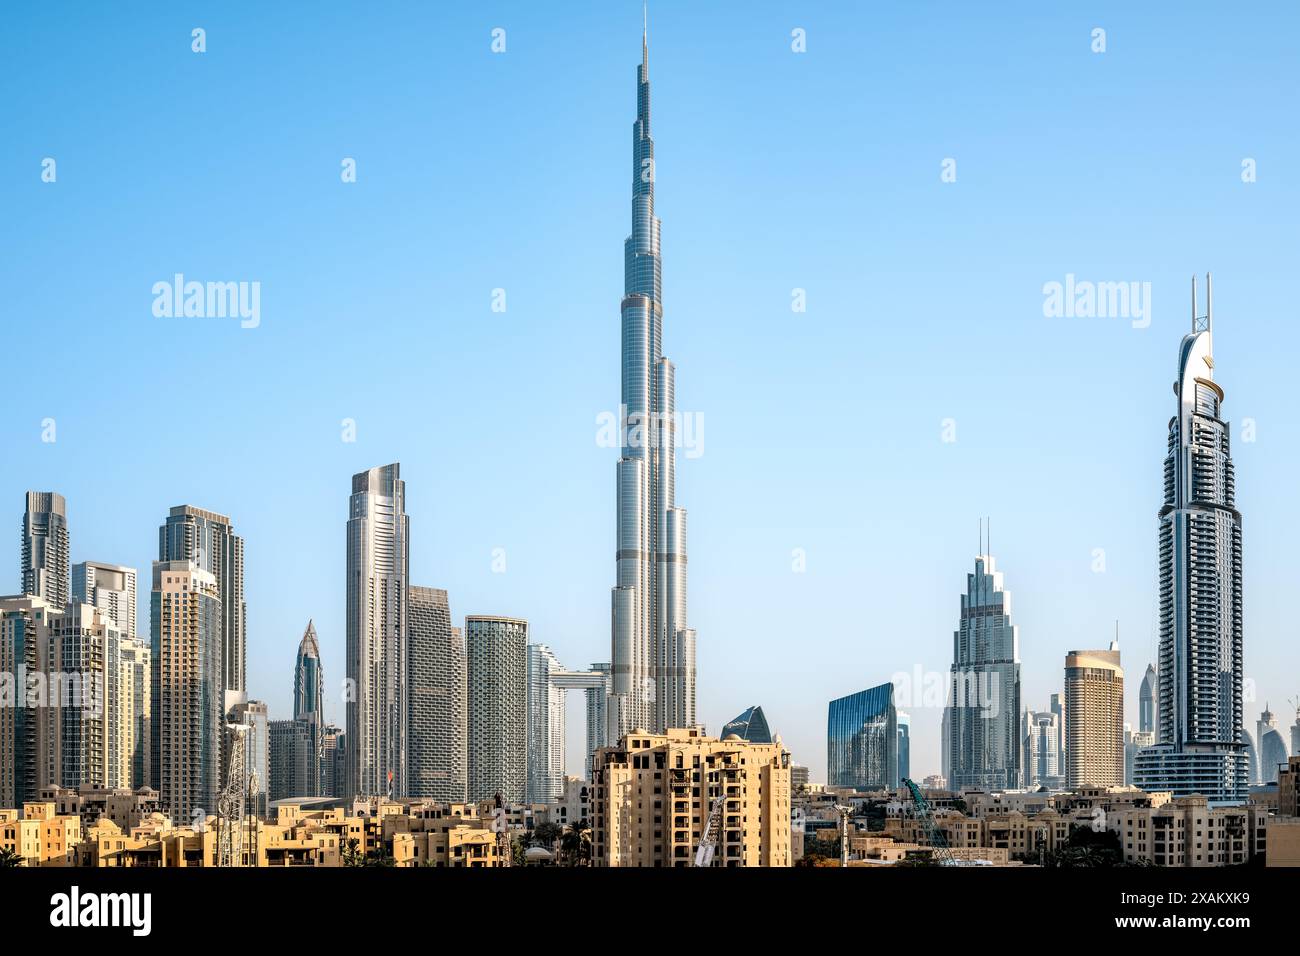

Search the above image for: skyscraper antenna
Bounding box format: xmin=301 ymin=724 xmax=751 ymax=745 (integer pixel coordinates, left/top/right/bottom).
xmin=1191 ymin=274 xmax=1197 ymax=332
xmin=1206 ymin=272 xmax=1213 ymax=334
xmin=643 ymin=2 xmax=648 ymax=66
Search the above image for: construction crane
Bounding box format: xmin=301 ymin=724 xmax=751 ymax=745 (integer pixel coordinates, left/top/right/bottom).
xmin=217 ymin=725 xmax=249 ymax=867
xmin=902 ymin=778 xmax=959 ymax=866
xmin=832 ymin=804 xmax=853 ymax=867
xmin=493 ymin=793 xmax=512 ymax=867
xmin=693 ymin=791 xmax=727 ymax=867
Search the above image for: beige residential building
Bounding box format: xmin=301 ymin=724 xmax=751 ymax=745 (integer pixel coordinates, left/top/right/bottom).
xmin=118 ymin=638 xmax=151 ymax=789
xmin=1108 ymin=795 xmax=1266 ymax=866
xmin=0 ymin=802 xmax=81 ymax=866
xmin=151 ymin=561 xmax=223 ymax=824
xmin=1065 ymin=646 xmax=1124 ymax=788
xmin=39 ymin=784 xmax=161 ymax=832
xmin=1280 ymin=755 xmax=1300 ymax=816
xmin=591 ymin=727 xmax=791 ymax=867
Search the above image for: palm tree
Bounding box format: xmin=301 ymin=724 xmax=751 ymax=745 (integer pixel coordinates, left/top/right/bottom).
xmin=562 ymin=818 xmax=592 ymax=866
xmin=533 ymin=821 xmax=562 ymax=845
xmin=0 ymin=847 xmax=22 ymax=868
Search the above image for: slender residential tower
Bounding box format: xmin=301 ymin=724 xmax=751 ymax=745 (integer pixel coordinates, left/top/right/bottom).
xmin=346 ymin=464 xmax=409 ymax=800
xmin=159 ymin=505 xmax=246 ymax=701
xmin=609 ymin=15 xmax=695 ymax=741
xmin=21 ymin=491 xmax=69 ymax=607
xmin=1135 ymin=275 xmax=1247 ymax=804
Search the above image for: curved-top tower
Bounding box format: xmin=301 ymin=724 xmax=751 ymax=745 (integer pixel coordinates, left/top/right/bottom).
xmin=610 ymin=15 xmax=695 ymax=741
xmin=1135 ymin=275 xmax=1247 ymax=804
xmin=294 ymin=620 xmax=323 ymax=723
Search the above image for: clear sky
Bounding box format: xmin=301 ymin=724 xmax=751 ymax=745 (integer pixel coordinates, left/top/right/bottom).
xmin=4 ymin=2 xmax=1299 ymax=783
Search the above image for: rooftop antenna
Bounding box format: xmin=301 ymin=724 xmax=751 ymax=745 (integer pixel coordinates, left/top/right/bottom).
xmin=1193 ymin=273 xmax=1212 ymax=336
xmin=1206 ymin=272 xmax=1213 ymax=333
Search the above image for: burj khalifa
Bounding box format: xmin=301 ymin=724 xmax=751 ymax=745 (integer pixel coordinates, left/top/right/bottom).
xmin=609 ymin=17 xmax=696 ymax=740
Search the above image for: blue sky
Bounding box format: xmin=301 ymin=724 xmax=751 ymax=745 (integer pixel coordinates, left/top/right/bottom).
xmin=3 ymin=1 xmax=1299 ymax=782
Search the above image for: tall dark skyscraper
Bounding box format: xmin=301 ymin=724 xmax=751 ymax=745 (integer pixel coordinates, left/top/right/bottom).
xmin=21 ymin=491 xmax=68 ymax=607
xmin=1135 ymin=276 xmax=1247 ymax=804
xmin=294 ymin=620 xmax=323 ymax=723
xmin=609 ymin=17 xmax=695 ymax=741
xmin=292 ymin=620 xmax=324 ymax=796
xmin=1139 ymin=663 xmax=1158 ymax=735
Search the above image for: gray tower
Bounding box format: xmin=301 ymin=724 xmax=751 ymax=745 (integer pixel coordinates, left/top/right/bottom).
xmin=346 ymin=464 xmax=409 ymax=800
xmin=466 ymin=615 xmax=528 ymax=803
xmin=610 ymin=17 xmax=695 ymax=741
xmin=408 ymin=587 xmax=467 ymax=802
xmin=21 ymin=491 xmax=69 ymax=607
xmin=1135 ymin=276 xmax=1248 ymax=804
xmin=946 ymin=551 xmax=1022 ymax=791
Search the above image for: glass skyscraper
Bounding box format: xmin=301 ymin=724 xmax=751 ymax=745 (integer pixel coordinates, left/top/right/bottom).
xmin=609 ymin=18 xmax=695 ymax=740
xmin=1135 ymin=276 xmax=1248 ymax=804
xmin=946 ymin=553 xmax=1022 ymax=791
xmin=721 ymin=705 xmax=773 ymax=744
xmin=827 ymin=683 xmax=898 ymax=791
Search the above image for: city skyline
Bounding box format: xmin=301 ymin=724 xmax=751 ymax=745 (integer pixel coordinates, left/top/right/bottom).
xmin=6 ymin=5 xmax=1300 ymax=786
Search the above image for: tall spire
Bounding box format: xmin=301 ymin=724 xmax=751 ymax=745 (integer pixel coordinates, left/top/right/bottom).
xmin=643 ymin=2 xmax=648 ymax=70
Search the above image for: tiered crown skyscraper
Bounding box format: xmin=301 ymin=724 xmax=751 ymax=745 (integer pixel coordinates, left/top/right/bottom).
xmin=1135 ymin=275 xmax=1247 ymax=803
xmin=946 ymin=552 xmax=1022 ymax=790
xmin=609 ymin=17 xmax=696 ymax=741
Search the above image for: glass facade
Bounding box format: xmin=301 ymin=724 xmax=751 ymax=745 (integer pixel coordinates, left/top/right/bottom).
xmin=946 ymin=555 xmax=1022 ymax=791
xmin=827 ymin=683 xmax=898 ymax=791
xmin=721 ymin=705 xmax=773 ymax=744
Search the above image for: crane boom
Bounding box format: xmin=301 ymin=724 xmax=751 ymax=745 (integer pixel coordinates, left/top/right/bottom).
xmin=693 ymin=792 xmax=726 ymax=867
xmin=902 ymin=778 xmax=957 ymax=866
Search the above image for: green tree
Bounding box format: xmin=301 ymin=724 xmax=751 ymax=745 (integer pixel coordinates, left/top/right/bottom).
xmin=561 ymin=818 xmax=592 ymax=866
xmin=533 ymin=821 xmax=564 ymax=848
xmin=342 ymin=838 xmax=365 ymax=867
xmin=1044 ymin=824 xmax=1126 ymax=868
